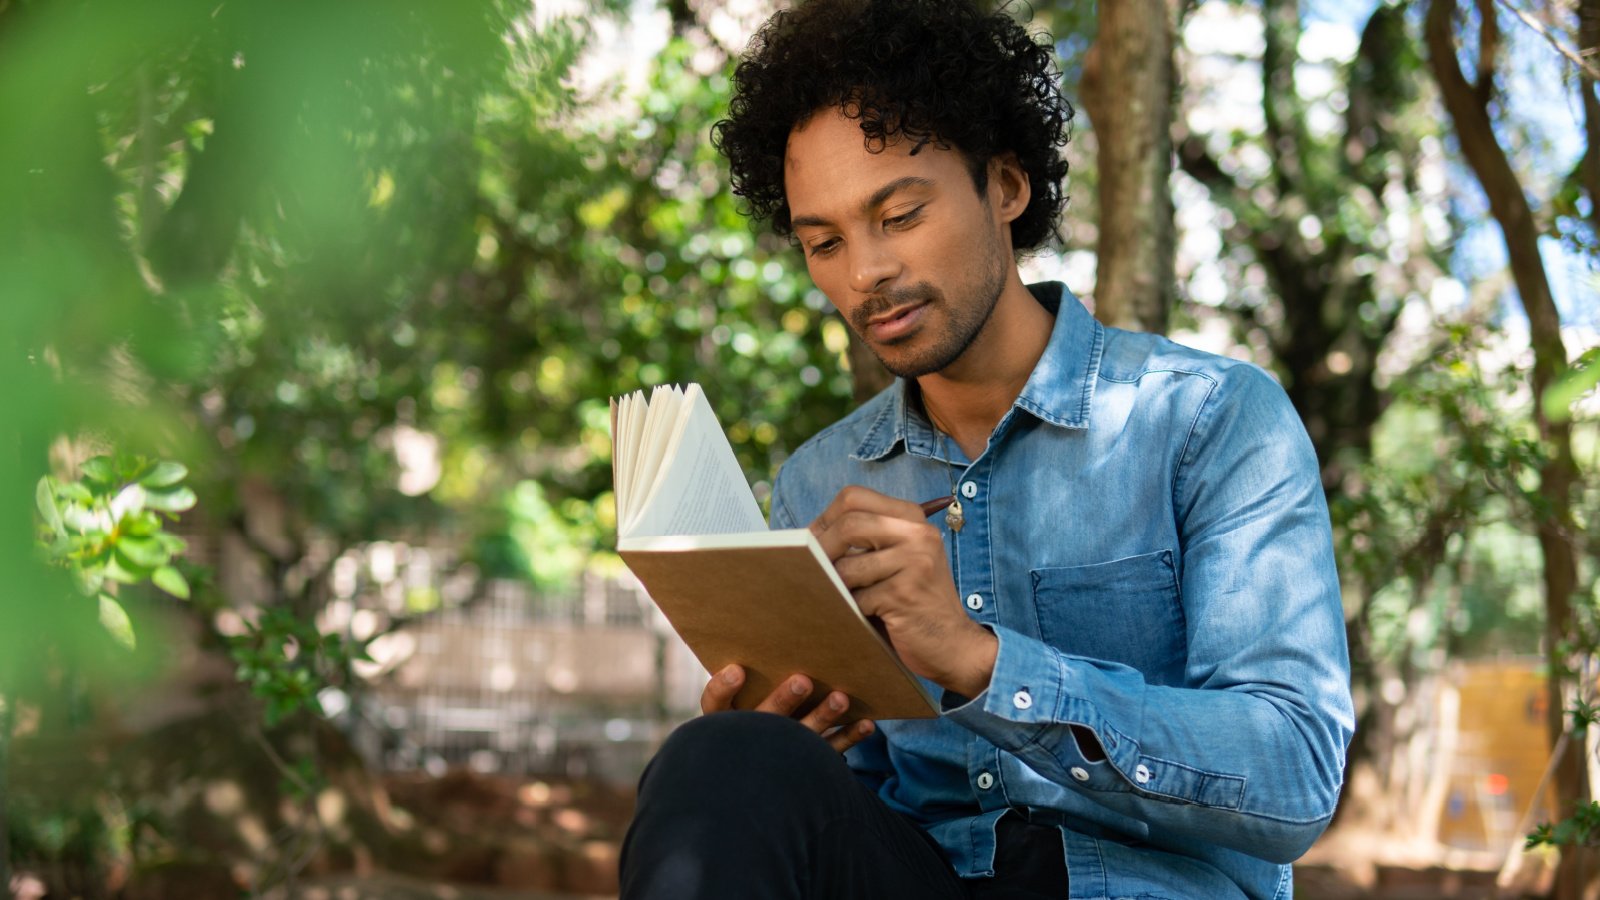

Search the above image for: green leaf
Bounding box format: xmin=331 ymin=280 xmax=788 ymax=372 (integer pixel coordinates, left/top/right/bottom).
xmin=98 ymin=593 xmax=137 ymax=650
xmin=121 ymin=511 xmax=161 ymax=537
xmin=1544 ymin=354 xmax=1600 ymax=423
xmin=104 ymin=552 xmax=147 ymax=583
xmin=144 ymin=487 xmax=197 ymax=513
xmin=152 ymin=566 xmax=191 ymax=600
xmin=36 ymin=477 xmax=64 ymax=535
xmin=63 ymin=504 xmax=109 ymax=536
xmin=74 ymin=565 xmax=106 ymax=597
xmin=140 ymin=461 xmax=189 ymax=488
xmin=58 ymin=482 xmax=93 ymax=504
xmin=81 ymin=456 xmax=116 ymax=486
xmin=114 ymin=535 xmax=168 ymax=570
xmin=110 ymin=484 xmax=147 ymax=518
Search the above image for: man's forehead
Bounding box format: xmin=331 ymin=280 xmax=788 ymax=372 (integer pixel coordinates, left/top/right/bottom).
xmin=784 ymin=108 xmax=945 ymax=181
xmin=785 ymin=118 xmax=944 ymax=217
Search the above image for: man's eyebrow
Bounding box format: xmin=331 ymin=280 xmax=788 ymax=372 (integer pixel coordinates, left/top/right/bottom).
xmin=790 ymin=176 xmax=936 ymax=230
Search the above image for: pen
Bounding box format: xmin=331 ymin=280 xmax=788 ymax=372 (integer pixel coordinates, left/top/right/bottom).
xmin=920 ymin=495 xmax=954 ymax=517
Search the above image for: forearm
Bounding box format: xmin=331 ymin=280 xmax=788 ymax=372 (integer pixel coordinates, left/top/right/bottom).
xmin=945 ymin=626 xmax=1349 ymax=863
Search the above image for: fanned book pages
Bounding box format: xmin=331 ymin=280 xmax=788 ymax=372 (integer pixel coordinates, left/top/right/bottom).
xmin=611 ymin=384 xmax=938 ymax=721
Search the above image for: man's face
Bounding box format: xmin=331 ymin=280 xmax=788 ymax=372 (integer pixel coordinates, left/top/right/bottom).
xmin=783 ymin=108 xmax=1014 ymax=379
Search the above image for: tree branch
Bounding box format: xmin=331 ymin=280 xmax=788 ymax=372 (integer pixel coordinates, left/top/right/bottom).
xmin=1175 ymin=135 xmax=1254 ymax=214
xmin=1426 ymin=0 xmax=1558 ymax=327
xmin=1261 ymin=0 xmax=1311 ymax=199
xmin=1579 ymin=0 xmax=1600 ymax=239
xmin=1474 ymin=0 xmax=1502 ymax=102
xmin=1495 ymin=0 xmax=1600 ymax=81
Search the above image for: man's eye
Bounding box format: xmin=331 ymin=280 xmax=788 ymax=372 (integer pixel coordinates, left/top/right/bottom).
xmin=807 ymin=239 xmax=840 ymax=258
xmin=885 ymin=207 xmax=923 ymax=229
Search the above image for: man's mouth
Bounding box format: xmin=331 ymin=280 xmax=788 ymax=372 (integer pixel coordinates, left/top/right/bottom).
xmin=863 ymin=299 xmax=930 ymax=342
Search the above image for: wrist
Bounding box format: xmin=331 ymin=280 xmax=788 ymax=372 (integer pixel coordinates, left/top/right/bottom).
xmin=942 ymin=625 xmax=998 ymax=699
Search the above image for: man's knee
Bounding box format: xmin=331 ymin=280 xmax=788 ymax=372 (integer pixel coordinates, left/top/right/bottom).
xmin=641 ymin=711 xmax=845 ymax=801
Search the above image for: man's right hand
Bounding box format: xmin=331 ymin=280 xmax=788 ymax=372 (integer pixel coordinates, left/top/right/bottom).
xmin=700 ymin=664 xmax=877 ymax=754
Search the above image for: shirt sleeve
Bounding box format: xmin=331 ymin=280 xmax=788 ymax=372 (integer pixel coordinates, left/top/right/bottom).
xmin=943 ymin=364 xmax=1355 ymax=865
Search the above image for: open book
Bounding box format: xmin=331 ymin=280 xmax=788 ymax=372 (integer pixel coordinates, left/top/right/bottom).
xmin=612 ymin=384 xmax=938 ymax=721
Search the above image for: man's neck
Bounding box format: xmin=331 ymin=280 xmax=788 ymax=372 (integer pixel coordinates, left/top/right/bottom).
xmin=916 ymin=276 xmax=1054 ymax=459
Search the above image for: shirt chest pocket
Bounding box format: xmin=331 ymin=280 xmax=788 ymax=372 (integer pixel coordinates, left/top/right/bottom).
xmin=1030 ymin=549 xmax=1187 ymax=685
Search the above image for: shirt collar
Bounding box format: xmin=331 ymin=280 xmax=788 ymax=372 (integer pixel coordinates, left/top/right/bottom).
xmin=851 ymin=282 xmax=1103 ymax=462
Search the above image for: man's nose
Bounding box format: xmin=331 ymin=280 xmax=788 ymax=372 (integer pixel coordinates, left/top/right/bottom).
xmin=849 ymin=239 xmax=901 ymax=295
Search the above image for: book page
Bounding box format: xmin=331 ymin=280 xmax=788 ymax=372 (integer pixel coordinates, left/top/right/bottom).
xmin=621 ymin=384 xmax=765 ymax=539
xmin=612 ymin=391 xmax=648 ymax=523
xmin=619 ymin=385 xmax=678 ymax=533
xmin=628 ymin=384 xmax=679 ymax=518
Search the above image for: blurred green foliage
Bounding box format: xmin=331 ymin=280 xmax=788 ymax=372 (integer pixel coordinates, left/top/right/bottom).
xmin=1336 ymin=322 xmax=1558 ymax=668
xmin=2 ymin=0 xmax=859 ymax=888
xmin=35 ymin=454 xmax=197 ymax=649
xmin=228 ymin=606 xmax=368 ymax=727
xmin=0 ymin=0 xmax=1595 ymax=891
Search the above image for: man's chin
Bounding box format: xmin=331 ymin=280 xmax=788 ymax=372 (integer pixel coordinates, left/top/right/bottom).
xmin=870 ymin=344 xmax=957 ymax=380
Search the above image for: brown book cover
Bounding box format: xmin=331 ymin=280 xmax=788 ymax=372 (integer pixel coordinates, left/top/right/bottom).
xmin=620 ymin=533 xmax=940 ymax=721
xmin=611 ymin=384 xmax=938 ymax=721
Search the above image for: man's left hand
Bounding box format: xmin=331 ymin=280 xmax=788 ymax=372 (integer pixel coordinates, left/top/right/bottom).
xmin=810 ymin=485 xmax=997 ymax=698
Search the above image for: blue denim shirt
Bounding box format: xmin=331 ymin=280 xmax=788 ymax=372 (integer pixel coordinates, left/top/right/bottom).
xmin=769 ymin=284 xmax=1354 ymax=900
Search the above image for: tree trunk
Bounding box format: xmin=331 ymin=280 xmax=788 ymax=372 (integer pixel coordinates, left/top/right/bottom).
xmin=1425 ymin=1 xmax=1588 ymax=896
xmin=1079 ymin=0 xmax=1178 ymax=334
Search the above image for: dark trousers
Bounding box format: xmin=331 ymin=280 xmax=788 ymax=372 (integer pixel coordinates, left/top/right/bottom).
xmin=619 ymin=712 xmax=1068 ymax=899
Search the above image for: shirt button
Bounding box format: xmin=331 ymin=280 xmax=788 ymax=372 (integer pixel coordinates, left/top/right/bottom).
xmin=976 ymin=772 xmax=995 ymax=790
xmin=960 ymin=480 xmax=978 ymax=499
xmin=965 ymin=593 xmax=984 ymax=611
xmin=1012 ymin=689 xmax=1032 ymax=710
xmin=1135 ymin=764 xmax=1152 ymax=784
xmin=1070 ymin=767 xmax=1090 ymax=782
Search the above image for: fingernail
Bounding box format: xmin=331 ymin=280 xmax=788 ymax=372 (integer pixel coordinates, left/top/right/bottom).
xmin=722 ymin=668 xmax=741 ymax=685
xmin=858 ymin=720 xmax=874 ymax=735
xmin=790 ymin=679 xmax=808 ymax=695
xmin=828 ymin=693 xmax=846 ymax=711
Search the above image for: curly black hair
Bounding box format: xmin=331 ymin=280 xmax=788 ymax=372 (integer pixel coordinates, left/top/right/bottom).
xmin=711 ymin=0 xmax=1073 ymax=253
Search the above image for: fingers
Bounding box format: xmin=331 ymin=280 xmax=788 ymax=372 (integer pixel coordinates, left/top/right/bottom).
xmin=813 ymin=507 xmax=941 ymax=563
xmin=799 ymin=690 xmax=876 ymax=754
xmin=810 ymin=485 xmax=926 ymax=545
xmin=797 ymin=689 xmax=851 ymax=734
xmin=825 ymin=717 xmax=877 ymax=754
xmin=702 ymin=668 xmax=844 ymax=723
xmin=701 ymin=664 xmax=745 ymax=714
xmin=832 ymin=539 xmax=913 ymax=590
xmin=754 ymin=674 xmax=817 ymax=717
xmin=702 ymin=671 xmax=874 ymax=753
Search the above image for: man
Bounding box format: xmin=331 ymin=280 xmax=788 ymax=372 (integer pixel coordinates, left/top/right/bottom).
xmin=620 ymin=1 xmax=1354 ymax=897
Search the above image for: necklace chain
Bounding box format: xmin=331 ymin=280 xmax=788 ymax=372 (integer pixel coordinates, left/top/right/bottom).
xmin=927 ymin=409 xmax=966 ymax=534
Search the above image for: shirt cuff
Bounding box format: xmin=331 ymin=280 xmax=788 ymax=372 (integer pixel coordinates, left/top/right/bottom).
xmin=942 ymin=625 xmax=1058 ymax=737
xmin=943 ymin=625 xmax=1136 ymax=791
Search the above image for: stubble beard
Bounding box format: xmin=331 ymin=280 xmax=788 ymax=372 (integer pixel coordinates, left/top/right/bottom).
xmin=849 ymin=233 xmax=1010 ymax=380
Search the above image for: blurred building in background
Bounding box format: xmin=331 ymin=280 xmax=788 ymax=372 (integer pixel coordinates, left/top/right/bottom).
xmin=345 ymin=565 xmax=703 ymax=787
xmin=209 ymin=529 xmax=708 ymax=788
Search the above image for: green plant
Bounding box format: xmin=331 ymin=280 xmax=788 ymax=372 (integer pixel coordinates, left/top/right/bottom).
xmin=228 ymin=606 xmax=369 ymax=728
xmin=34 ymin=454 xmax=197 ymax=649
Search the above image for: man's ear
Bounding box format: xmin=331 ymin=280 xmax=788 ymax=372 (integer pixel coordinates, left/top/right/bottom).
xmin=988 ymin=152 xmax=1030 ymax=226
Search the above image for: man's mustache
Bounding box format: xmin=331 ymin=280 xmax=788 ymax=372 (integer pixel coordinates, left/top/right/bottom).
xmin=850 ymin=284 xmax=941 ymax=332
